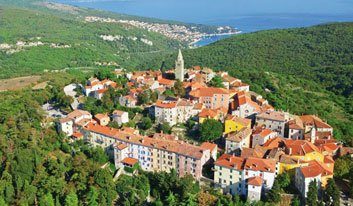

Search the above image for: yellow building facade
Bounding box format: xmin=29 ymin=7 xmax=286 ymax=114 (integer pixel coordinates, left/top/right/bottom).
xmin=224 ymin=115 xmax=251 ymax=134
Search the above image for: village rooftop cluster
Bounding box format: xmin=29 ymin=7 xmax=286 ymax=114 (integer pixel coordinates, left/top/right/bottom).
xmin=58 ymin=50 xmax=348 ymax=202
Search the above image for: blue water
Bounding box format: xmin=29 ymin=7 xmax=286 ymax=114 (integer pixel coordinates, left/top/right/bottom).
xmin=56 ymin=0 xmax=353 ymax=45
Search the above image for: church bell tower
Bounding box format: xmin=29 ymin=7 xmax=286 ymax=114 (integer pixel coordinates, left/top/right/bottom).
xmin=175 ymin=49 xmax=185 ymax=82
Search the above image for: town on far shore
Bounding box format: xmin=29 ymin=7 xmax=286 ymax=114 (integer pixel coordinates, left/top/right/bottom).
xmin=55 ymin=50 xmax=351 ymax=203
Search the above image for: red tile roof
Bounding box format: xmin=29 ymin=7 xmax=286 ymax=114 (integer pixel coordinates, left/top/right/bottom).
xmin=300 ymin=160 xmax=333 ymax=178
xmin=247 ymin=176 xmax=263 ymax=186
xmin=121 ymin=157 xmax=138 ymax=166
xmin=243 ymin=157 xmax=276 ymax=173
xmin=200 ymin=142 xmax=217 ymax=152
xmin=84 ymin=123 xmax=209 ymax=159
xmin=67 ymin=110 xmax=91 ymax=120
xmin=262 ymin=137 xmax=284 ymax=149
xmin=214 ymin=154 xmax=245 ymax=170
xmin=324 ymin=156 xmax=335 ymax=164
xmin=153 ymin=133 xmax=176 ymax=141
xmin=257 ymin=111 xmax=287 ymax=122
xmin=189 ymin=87 xmax=229 ymax=98
xmin=155 ymin=100 xmax=177 ymax=109
xmin=284 ymin=140 xmax=319 ymax=156
xmin=288 ymin=117 xmax=304 ymax=130
xmin=96 ymin=88 xmax=108 ymax=94
xmin=72 ymin=132 xmax=83 ymax=139
xmin=158 ymin=78 xmax=175 ymax=86
xmin=253 ymin=128 xmax=273 ymax=138
xmin=116 ymin=143 xmax=128 ymax=150
xmin=226 ymin=115 xmax=251 ymax=126
xmin=300 ymin=115 xmax=332 ymax=129
xmin=94 ymin=113 xmax=109 ymax=120
xmin=199 ymin=108 xmax=221 ymax=119
xmin=226 ymin=127 xmax=252 ymax=143
xmin=241 ymin=146 xmax=267 ymax=159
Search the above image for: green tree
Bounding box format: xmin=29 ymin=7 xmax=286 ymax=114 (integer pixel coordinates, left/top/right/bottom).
xmin=0 ymin=197 xmax=7 ymax=206
xmin=137 ymin=91 xmax=150 ymax=105
xmin=64 ymin=192 xmax=78 ymax=206
xmin=157 ymin=123 xmax=171 ymax=134
xmin=140 ymin=117 xmax=152 ymax=130
xmin=166 ymin=192 xmax=177 ymax=206
xmin=307 ymin=180 xmax=318 ymax=206
xmin=277 ymin=172 xmax=291 ymax=189
xmin=90 ymin=147 xmax=108 ymax=164
xmin=86 ymin=186 xmax=99 ymax=206
xmin=172 ymin=80 xmax=185 ymax=97
xmin=291 ymin=197 xmax=300 ymax=206
xmin=94 ymin=68 xmax=115 ymax=80
xmin=324 ymin=179 xmax=340 ymax=206
xmin=200 ymin=119 xmax=223 ymax=141
xmin=266 ymin=179 xmax=281 ymax=203
xmin=163 ymin=89 xmax=175 ymax=97
xmin=39 ymin=193 xmax=55 ymax=206
xmin=209 ymin=75 xmax=224 ymax=88
xmin=334 ymin=156 xmax=352 ymax=179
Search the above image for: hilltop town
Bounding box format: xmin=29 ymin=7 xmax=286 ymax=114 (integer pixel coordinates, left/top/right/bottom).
xmin=56 ymin=50 xmax=349 ymax=204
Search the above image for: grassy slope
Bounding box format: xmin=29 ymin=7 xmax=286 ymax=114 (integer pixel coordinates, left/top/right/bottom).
xmin=139 ymin=23 xmax=353 ymax=143
xmin=0 ymin=4 xmax=182 ymax=79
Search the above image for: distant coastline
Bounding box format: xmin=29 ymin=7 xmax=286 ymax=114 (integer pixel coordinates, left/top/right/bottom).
xmin=191 ymin=30 xmax=242 ymax=47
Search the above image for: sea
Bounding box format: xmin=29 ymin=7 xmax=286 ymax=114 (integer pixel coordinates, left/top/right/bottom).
xmin=56 ymin=0 xmax=353 ymax=46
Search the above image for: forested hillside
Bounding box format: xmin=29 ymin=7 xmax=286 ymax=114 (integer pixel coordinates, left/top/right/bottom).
xmin=139 ymin=23 xmax=353 ymax=144
xmin=0 ymin=5 xmax=182 ymax=79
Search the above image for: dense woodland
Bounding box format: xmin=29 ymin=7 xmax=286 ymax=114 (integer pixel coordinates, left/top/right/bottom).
xmin=0 ymin=5 xmax=182 ymax=79
xmin=0 ymin=0 xmax=353 ymax=205
xmin=139 ymin=23 xmax=353 ymax=145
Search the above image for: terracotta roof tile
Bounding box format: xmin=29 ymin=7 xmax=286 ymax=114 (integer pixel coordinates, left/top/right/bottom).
xmin=300 ymin=160 xmax=333 ymax=178
xmin=72 ymin=132 xmax=83 ymax=139
xmin=284 ymin=140 xmax=319 ymax=156
xmin=121 ymin=157 xmax=138 ymax=166
xmin=155 ymin=100 xmax=177 ymax=109
xmin=226 ymin=115 xmax=251 ymax=126
xmin=95 ymin=113 xmax=109 ymax=120
xmin=226 ymin=127 xmax=252 ymax=143
xmin=84 ymin=123 xmax=208 ymax=159
xmin=247 ymin=176 xmax=263 ymax=186
xmin=262 ymin=137 xmax=284 ymax=149
xmin=200 ymin=142 xmax=217 ymax=152
xmin=189 ymin=87 xmax=229 ymax=98
xmin=300 ymin=115 xmax=332 ymax=129
xmin=214 ymin=154 xmax=245 ymax=170
xmin=243 ymin=157 xmax=276 ymax=173
xmin=257 ymin=111 xmax=287 ymax=122
xmin=116 ymin=143 xmax=128 ymax=150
